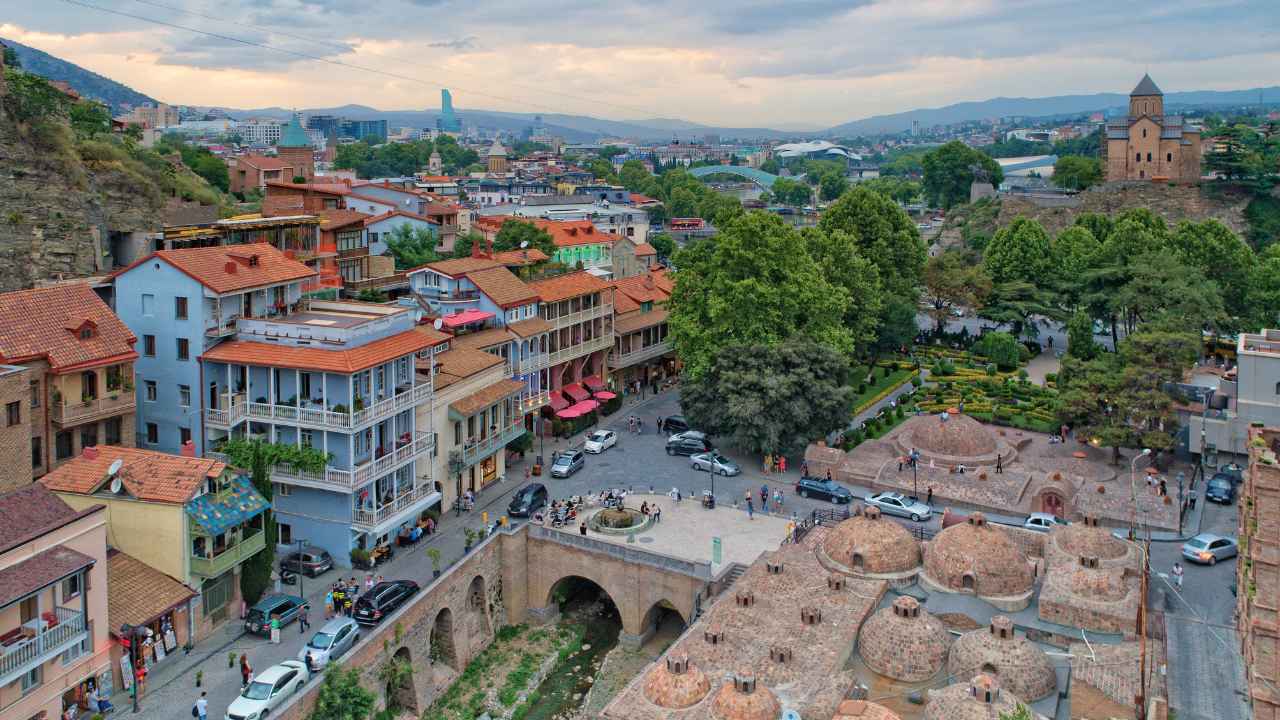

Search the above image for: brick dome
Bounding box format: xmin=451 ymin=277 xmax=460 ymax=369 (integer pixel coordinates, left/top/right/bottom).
xmin=823 ymin=506 xmax=921 ymax=575
xmin=947 ymin=617 xmax=1057 ymax=701
xmin=1048 ymin=517 xmax=1132 ymax=564
xmin=642 ymin=653 xmax=711 ymax=709
xmin=1068 ymin=562 xmax=1129 ymax=600
xmin=858 ymin=596 xmax=951 ymax=682
xmin=832 ymin=699 xmax=902 ymax=719
xmin=923 ymin=513 xmax=1034 ymax=597
xmin=710 ymin=673 xmax=781 ymax=720
xmin=924 ymin=674 xmax=1027 ymax=720
xmin=900 ymin=411 xmax=997 ymax=459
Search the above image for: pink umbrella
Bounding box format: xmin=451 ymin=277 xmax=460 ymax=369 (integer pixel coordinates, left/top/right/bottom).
xmin=594 ymin=390 xmax=617 ymax=400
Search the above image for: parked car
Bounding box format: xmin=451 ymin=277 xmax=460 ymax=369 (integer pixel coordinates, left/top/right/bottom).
xmin=864 ymin=491 xmax=933 ymax=521
xmin=1218 ymin=464 xmax=1244 ymax=485
xmin=1023 ymin=512 xmax=1069 ymax=532
xmin=1205 ymin=474 xmax=1237 ymax=504
xmin=668 ymin=430 xmax=708 ymax=444
xmin=550 ymin=450 xmax=585 ymax=478
xmin=583 ymin=430 xmax=617 ymax=454
xmin=666 ymin=435 xmax=712 ymax=456
xmin=225 ymin=660 xmax=309 ymax=720
xmin=297 ymin=617 xmax=360 ymax=667
xmin=795 ymin=476 xmax=854 ymax=504
xmin=659 ymin=415 xmax=690 ymax=434
xmin=244 ymin=594 xmax=309 ymax=636
xmin=1181 ymin=533 xmax=1238 ymax=565
xmin=279 ymin=545 xmax=334 ymax=577
xmin=507 ymin=483 xmax=548 ymax=518
xmin=690 ymin=452 xmax=740 ymax=476
xmin=354 ymin=580 xmax=420 ymax=625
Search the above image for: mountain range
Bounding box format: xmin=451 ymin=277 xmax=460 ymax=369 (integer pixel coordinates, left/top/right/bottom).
xmin=6 ymin=37 xmax=1277 ymax=141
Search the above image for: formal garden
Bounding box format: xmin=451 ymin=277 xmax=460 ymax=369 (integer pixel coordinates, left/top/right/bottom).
xmin=911 ymin=346 xmax=1060 ymax=434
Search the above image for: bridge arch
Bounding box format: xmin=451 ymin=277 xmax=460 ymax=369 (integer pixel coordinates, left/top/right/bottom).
xmin=688 ymin=165 xmax=781 ymax=189
xmin=385 ymin=646 xmax=420 ymax=716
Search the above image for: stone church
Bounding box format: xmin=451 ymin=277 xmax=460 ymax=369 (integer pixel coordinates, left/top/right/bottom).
xmin=1105 ymin=74 xmax=1202 ymax=182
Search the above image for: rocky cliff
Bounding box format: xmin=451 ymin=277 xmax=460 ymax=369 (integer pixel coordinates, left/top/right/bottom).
xmin=996 ymin=182 xmax=1252 ymax=237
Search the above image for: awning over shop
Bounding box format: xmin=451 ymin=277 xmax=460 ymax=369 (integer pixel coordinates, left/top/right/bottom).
xmin=440 ymin=309 xmax=494 ymax=329
xmin=562 ymin=383 xmax=591 ymax=402
xmin=185 ymin=474 xmax=269 ymax=536
xmin=582 ymin=375 xmax=606 ymax=391
xmin=556 ymin=406 xmax=585 ymax=419
xmin=594 ymin=390 xmax=617 ymax=400
xmin=107 ymin=550 xmax=197 ymax=637
xmin=567 ymin=399 xmax=599 ymax=414
xmin=547 ymin=393 xmax=570 ymax=411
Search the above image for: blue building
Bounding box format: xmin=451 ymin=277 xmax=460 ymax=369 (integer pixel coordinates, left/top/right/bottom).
xmin=438 ymin=89 xmax=461 ymax=133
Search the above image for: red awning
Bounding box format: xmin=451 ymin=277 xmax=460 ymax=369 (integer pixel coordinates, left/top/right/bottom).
xmin=568 ymin=399 xmax=599 ymax=413
xmin=594 ymin=390 xmax=617 ymax=400
xmin=582 ymin=375 xmax=605 ymax=391
xmin=562 ymin=383 xmax=591 ymax=402
xmin=440 ymin=309 xmax=494 ymax=328
xmin=556 ymin=406 xmax=584 ymax=419
xmin=547 ymin=393 xmax=570 ymax=411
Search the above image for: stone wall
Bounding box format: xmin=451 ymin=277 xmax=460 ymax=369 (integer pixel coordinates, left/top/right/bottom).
xmin=0 ymin=366 xmax=32 ymax=492
xmin=998 ymin=181 xmax=1251 ymax=238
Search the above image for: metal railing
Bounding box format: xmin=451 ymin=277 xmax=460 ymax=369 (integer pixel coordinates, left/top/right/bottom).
xmin=547 ymin=302 xmax=611 ymax=330
xmin=546 ymin=335 xmax=612 ymax=367
xmin=352 ymin=484 xmax=440 ymax=529
xmin=270 ymin=432 xmax=435 ymax=491
xmin=530 ymin=524 xmax=712 ymax=579
xmin=345 ymin=272 xmax=410 ymax=293
xmin=512 ymin=353 xmax=550 ymax=375
xmin=50 ymin=393 xmax=136 ymax=425
xmin=0 ymin=606 xmax=88 ymax=686
xmin=609 ymin=340 xmax=671 ymax=368
xmin=189 ymin=527 xmax=267 ymax=577
xmin=205 ymin=383 xmax=433 ymax=431
xmin=519 ymin=391 xmax=550 ymax=413
xmin=459 ymin=421 xmax=525 ymax=466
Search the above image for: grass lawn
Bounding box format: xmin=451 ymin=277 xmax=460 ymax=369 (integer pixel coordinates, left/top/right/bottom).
xmin=850 ymin=366 xmax=917 ymax=415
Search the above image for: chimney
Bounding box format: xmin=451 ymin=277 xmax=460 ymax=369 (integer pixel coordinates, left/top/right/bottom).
xmin=968 ymin=512 xmax=987 ymax=527
xmin=470 ymin=236 xmax=481 ymax=258
xmin=989 ymin=616 xmax=1013 ymax=639
xmin=827 ymin=575 xmax=846 ymax=591
xmin=180 ymin=440 xmax=196 ymax=458
xmin=969 ymin=675 xmax=1000 ymax=704
xmin=82 ymin=446 xmax=100 ymax=460
xmin=769 ymin=646 xmax=793 ymax=663
xmin=1079 ymin=556 xmax=1100 ymax=569
xmin=892 ymin=596 xmax=921 ymax=619
xmin=766 ymin=561 xmax=784 ymax=575
xmin=703 ymin=627 xmax=724 ymax=645
xmin=1083 ymin=515 xmax=1100 ymax=528
xmin=486 ymin=235 xmax=494 ymax=258
xmin=800 ymin=607 xmax=822 ymax=625
xmin=735 ymin=590 xmax=755 ymax=608
xmin=864 ymin=506 xmax=881 ymax=521
xmin=732 ymin=673 xmax=757 ymax=694
xmin=665 ymin=653 xmax=689 ymax=675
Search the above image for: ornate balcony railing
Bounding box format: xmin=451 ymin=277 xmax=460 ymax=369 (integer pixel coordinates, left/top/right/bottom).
xmin=352 ymin=484 xmax=441 ymax=530
xmin=269 ymin=432 xmax=434 ymax=491
xmin=50 ymin=393 xmax=136 ymax=426
xmin=0 ymin=606 xmax=88 ymax=687
xmin=205 ymin=383 xmax=432 ymax=431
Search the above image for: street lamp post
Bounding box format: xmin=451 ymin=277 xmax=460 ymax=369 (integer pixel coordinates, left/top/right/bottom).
xmin=1129 ymin=448 xmax=1152 ymax=540
xmin=295 ymin=537 xmax=306 ymax=600
xmin=1176 ymin=471 xmax=1185 ymax=536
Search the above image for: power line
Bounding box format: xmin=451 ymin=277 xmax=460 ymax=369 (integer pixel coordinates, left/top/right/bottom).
xmin=125 ymin=0 xmax=665 ymax=121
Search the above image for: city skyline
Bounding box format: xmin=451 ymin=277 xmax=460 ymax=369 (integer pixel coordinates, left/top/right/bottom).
xmin=4 ymin=0 xmax=1279 ymax=127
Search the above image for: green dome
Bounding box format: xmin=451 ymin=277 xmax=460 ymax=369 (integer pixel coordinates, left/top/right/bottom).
xmin=278 ymin=115 xmax=310 ymax=148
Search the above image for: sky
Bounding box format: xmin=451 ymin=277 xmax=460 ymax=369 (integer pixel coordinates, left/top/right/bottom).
xmin=4 ymin=0 xmax=1280 ymax=128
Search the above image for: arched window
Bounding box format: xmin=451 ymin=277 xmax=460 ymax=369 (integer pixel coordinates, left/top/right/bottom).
xmin=1274 ymin=381 xmax=1280 ymax=395
xmin=1142 ymin=128 xmax=1147 ymax=138
xmin=1167 ymin=152 xmax=1173 ymax=163
xmin=1136 ymin=152 xmax=1142 ymax=162
xmin=1146 ymin=152 xmax=1152 ymax=162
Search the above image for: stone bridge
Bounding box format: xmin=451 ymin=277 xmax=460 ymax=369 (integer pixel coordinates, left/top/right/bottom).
xmin=270 ymin=522 xmax=716 ymax=719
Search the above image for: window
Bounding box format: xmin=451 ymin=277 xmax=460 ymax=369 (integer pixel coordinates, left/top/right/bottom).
xmin=276 ymin=483 xmax=292 ymax=497
xmin=6 ymin=401 xmax=20 ymax=426
xmin=106 ymin=365 xmax=122 ymax=391
xmin=61 ymin=637 xmax=89 ymax=665
xmin=1167 ymin=152 xmax=1173 ymax=163
xmin=1136 ymin=152 xmax=1141 ymax=162
xmin=337 ymin=230 xmax=365 ymax=252
xmin=179 ymin=384 xmax=191 ymax=407
xmin=143 ymin=334 xmax=156 ymax=357
xmin=80 ymin=425 xmax=97 ymax=450
xmin=20 ymin=665 xmax=41 ymax=694
xmin=1146 ymin=152 xmax=1152 ymax=162
xmin=278 ymin=522 xmax=292 ymax=545
xmin=79 ymin=327 xmax=93 ymax=340
xmin=29 ymin=380 xmax=39 ymax=408
xmin=141 ymin=293 xmax=155 ymax=317
xmin=1142 ymin=128 xmax=1147 ymax=138
xmin=145 ymin=423 xmax=158 ymax=444
xmin=105 ymin=417 xmax=121 ymax=445
xmin=62 ymin=573 xmax=82 ymax=600
xmin=301 ymin=429 xmax=314 ymax=448
xmin=175 ymin=296 xmax=188 ymax=320
xmin=180 ymin=427 xmax=192 ymax=445
xmin=145 ymin=380 xmax=157 ymax=402
xmin=55 ymin=431 xmax=72 ymax=460
xmin=176 ymin=338 xmax=190 ymax=361
xmin=31 ymin=437 xmax=41 ymax=469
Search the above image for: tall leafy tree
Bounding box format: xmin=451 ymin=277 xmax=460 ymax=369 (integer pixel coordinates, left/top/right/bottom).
xmin=921 ymin=141 xmax=1004 ymax=209
xmin=1112 ymin=251 xmax=1225 ymax=333
xmin=1050 ymin=225 xmax=1101 ymax=310
xmin=1245 ymin=244 xmax=1280 ymax=330
xmin=384 ymin=224 xmax=440 ymax=270
xmin=983 ymin=216 xmax=1052 ymax=287
xmin=1052 ymin=156 xmax=1103 ymax=191
xmin=311 ymin=667 xmax=377 ymax=720
xmin=818 ymin=186 xmax=927 ymax=302
xmin=818 ymin=171 xmax=849 ymax=201
xmin=493 ymin=219 xmax=556 ymax=258
xmin=681 ymin=340 xmax=855 ymax=456
xmin=801 ymin=228 xmax=884 ymax=355
xmin=668 ymin=212 xmax=852 ymax=377
xmin=1073 ymin=213 xmax=1114 ymax=247
xmin=922 ymin=249 xmax=992 ymax=331
xmin=1167 ymin=219 xmax=1257 ymax=321
xmin=980 ymin=280 xmax=1058 ymax=340
xmin=1066 ymin=310 xmax=1099 ymax=360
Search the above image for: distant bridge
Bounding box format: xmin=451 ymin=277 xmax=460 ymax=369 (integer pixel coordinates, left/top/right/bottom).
xmin=688 ymin=165 xmax=782 ymax=189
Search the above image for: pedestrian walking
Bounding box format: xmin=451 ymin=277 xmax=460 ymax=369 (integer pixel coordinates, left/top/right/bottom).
xmin=194 ymin=692 xmax=208 ymax=720
xmin=745 ymin=495 xmax=754 ymax=519
xmin=324 ymin=589 xmax=334 ymax=619
xmin=763 ymin=453 xmax=772 ymax=475
xmin=926 ymin=486 xmax=933 ymax=505
xmin=653 ymin=506 xmax=661 ymax=523
xmin=240 ymin=654 xmax=252 ymax=689
xmin=657 ymin=416 xmax=663 ymax=433
xmin=774 ymin=489 xmax=783 ymax=513
xmin=898 ymin=455 xmax=904 ymax=472
xmin=760 ymin=484 xmax=769 ymax=510
xmin=779 ymin=456 xmax=787 ymax=474
xmin=1172 ymin=562 xmax=1184 ymax=588
xmin=365 ymin=574 xmax=374 ymax=593
xmin=995 ymin=454 xmax=1003 ymax=474
xmin=1159 ymin=478 xmax=1167 ymax=497
xmin=299 ymin=604 xmax=310 ymax=633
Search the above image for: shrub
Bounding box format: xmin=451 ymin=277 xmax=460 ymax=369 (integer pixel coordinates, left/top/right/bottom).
xmin=973 ymin=332 xmax=1022 ymax=371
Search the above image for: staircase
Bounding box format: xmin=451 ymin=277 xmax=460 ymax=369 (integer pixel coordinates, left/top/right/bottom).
xmin=719 ymin=563 xmax=748 ymax=588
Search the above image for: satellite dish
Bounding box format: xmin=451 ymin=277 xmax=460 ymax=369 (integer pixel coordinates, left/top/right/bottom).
xmin=520 ymin=240 xmax=529 ymax=249
xmin=433 ymin=318 xmax=444 ymax=330
xmin=110 ymin=476 xmax=124 ymax=495
xmin=782 ymin=711 xmax=801 ymax=720
xmin=107 ymin=458 xmax=124 ymax=477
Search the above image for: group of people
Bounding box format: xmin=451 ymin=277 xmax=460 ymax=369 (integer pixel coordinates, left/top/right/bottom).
xmin=742 ymin=484 xmax=786 ymax=518
xmin=638 ymin=500 xmax=663 ymax=522
xmin=324 ymin=575 xmax=381 ymax=619
xmin=627 ymin=415 xmax=646 ymax=434
xmin=761 ymin=453 xmax=788 ymax=475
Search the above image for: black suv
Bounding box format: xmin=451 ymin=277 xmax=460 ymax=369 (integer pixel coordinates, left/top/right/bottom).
xmin=508 ymin=483 xmax=549 ymax=518
xmin=796 ymin=476 xmax=854 ymax=504
xmin=660 ymin=415 xmax=690 ymax=434
xmin=354 ymin=580 xmax=419 ymax=625
xmin=666 ymin=435 xmax=712 ymax=456
xmin=1206 ymin=473 xmax=1236 ymax=504
xmin=279 ymin=546 xmax=334 ymax=577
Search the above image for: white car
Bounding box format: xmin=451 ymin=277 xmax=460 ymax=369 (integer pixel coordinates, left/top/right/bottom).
xmin=297 ymin=617 xmax=360 ymax=667
xmin=1023 ymin=512 xmax=1068 ymax=533
xmin=583 ymin=429 xmax=617 ymax=454
xmin=225 ymin=660 xmax=310 ymax=720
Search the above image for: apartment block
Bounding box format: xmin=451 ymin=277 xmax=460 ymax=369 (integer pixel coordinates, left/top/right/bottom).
xmin=1189 ymin=329 xmax=1280 ymax=458
xmin=608 ymin=271 xmax=676 ymax=393
xmin=0 ymin=365 xmax=33 ymax=493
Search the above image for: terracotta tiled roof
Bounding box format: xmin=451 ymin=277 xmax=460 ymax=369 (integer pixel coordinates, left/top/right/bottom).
xmin=363 ymin=210 xmax=442 ymax=227
xmin=236 ymin=155 xmax=294 ymax=171
xmin=266 ymin=181 xmax=352 ymax=195
xmin=530 ymin=219 xmax=619 ymax=248
xmin=615 ymin=308 xmax=669 ymax=335
xmin=507 ymin=317 xmax=553 ymax=338
xmin=493 ymin=248 xmax=550 ymax=266
xmin=416 ymin=256 xmax=502 ymax=278
xmin=317 ymin=208 xmax=371 ymax=230
xmin=0 ymin=485 xmax=101 ymax=555
xmin=41 ymin=446 xmax=223 ymax=504
xmin=633 ymin=242 xmax=658 ymax=256
xmin=613 ymin=293 xmax=640 ymax=313
xmin=107 ymin=550 xmax=196 ymax=631
xmin=451 ymin=327 xmax=515 ymax=351
xmin=450 ymin=378 xmax=526 ymax=417
xmin=529 ymin=271 xmax=612 ymax=303
xmin=612 ymin=272 xmax=670 ymax=304
xmin=112 ymin=243 xmax=315 ymax=295
xmin=0 ymin=545 xmax=96 ymax=608
xmin=0 ymin=284 xmax=138 ymax=372
xmin=424 ymin=347 xmax=505 ymax=390
xmin=411 ymin=325 xmax=452 ymax=347
xmin=201 ymin=329 xmax=433 ymax=373
xmin=630 ymin=193 xmax=659 ymax=205
xmin=466 ymin=267 xmax=538 ymax=309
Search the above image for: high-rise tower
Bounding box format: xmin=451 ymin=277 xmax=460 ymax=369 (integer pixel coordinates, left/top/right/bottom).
xmin=438 ymin=89 xmax=461 ymax=133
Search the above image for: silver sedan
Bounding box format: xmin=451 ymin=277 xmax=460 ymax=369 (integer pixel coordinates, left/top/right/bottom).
xmin=690 ymin=452 xmax=740 ymax=476
xmin=1181 ymin=533 xmax=1238 ymax=565
xmin=864 ymin=491 xmax=933 ymax=522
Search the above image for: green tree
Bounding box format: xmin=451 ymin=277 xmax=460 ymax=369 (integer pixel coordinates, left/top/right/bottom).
xmin=668 ymin=212 xmax=853 ymax=377
xmin=818 ymin=171 xmax=849 ymax=201
xmin=880 ymin=150 xmax=925 ymax=177
xmin=1057 ymin=353 xmax=1132 ymax=464
xmin=801 ymin=228 xmax=884 ymax=356
xmin=1073 ymin=213 xmax=1114 ymax=246
xmin=3 ymin=45 xmax=20 ymax=68
xmin=1112 ymin=251 xmax=1225 ymax=332
xmin=619 ymin=159 xmax=651 ymax=191
xmin=921 ymin=141 xmax=1004 ymax=209
xmin=668 ymin=187 xmax=699 ymax=217
xmin=871 ymin=295 xmax=919 ymax=358
xmin=860 ymin=177 xmax=921 ymax=204
xmin=68 ymin=101 xmax=110 ymax=139
xmin=681 ymin=340 xmax=855 ymax=455
xmin=770 ymin=177 xmax=810 ymax=206
xmin=818 ymin=185 xmax=927 ymax=301
xmin=983 ymin=216 xmax=1052 ymax=287
xmin=1246 ymin=244 xmax=1280 ymax=330
xmin=1167 ymin=219 xmax=1256 ymax=320
xmin=190 ymin=154 xmax=230 ymax=193
xmin=1066 ymin=310 xmax=1099 ymax=360
xmin=972 ymin=331 xmax=1022 ymax=370
xmin=1050 ymin=226 xmax=1102 ymax=310
xmin=493 ymin=219 xmax=557 ymax=258
xmin=599 ymin=145 xmax=626 ymax=160
xmin=922 ymin=249 xmax=992 ymax=331
xmin=999 ymin=704 xmax=1035 ymax=720
xmin=311 ymin=666 xmax=377 ymax=720
xmin=980 ymin=280 xmax=1058 ymax=340
xmin=760 ymin=158 xmax=780 ymax=174
xmin=648 ymin=233 xmax=675 ymax=261
xmin=588 ymin=158 xmax=618 ymax=183
xmin=384 ymin=224 xmax=440 ymax=270
xmin=1052 ymin=155 xmax=1103 ymax=191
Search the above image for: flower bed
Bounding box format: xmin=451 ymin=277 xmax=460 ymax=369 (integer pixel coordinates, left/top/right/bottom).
xmin=915 ymin=376 xmax=1059 ymax=435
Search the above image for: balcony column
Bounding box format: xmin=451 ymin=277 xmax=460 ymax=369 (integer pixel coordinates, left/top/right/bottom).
xmin=321 ymin=372 xmax=327 ymax=411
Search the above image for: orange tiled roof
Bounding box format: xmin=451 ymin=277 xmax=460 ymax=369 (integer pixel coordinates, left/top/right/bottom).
xmin=317 ymin=208 xmax=371 ymax=230
xmin=612 ymin=272 xmax=671 ymax=304
xmin=465 ymin=266 xmax=538 ymax=309
xmin=450 ymin=378 xmax=526 ymax=417
xmin=423 ymin=347 xmax=505 ymax=390
xmin=363 ymin=209 xmax=442 ymax=227
xmin=411 ymin=324 xmax=452 ymax=347
xmin=630 ymin=192 xmax=660 ymax=205
xmin=266 ymin=181 xmax=352 ymax=195
xmin=530 ymin=219 xmax=619 ymax=248
xmin=416 ymin=256 xmax=502 ymax=278
xmin=507 ymin=317 xmax=553 ymax=338
xmin=633 ymin=242 xmax=658 ymax=256
xmin=451 ymin=327 xmax=515 ymax=351
xmin=493 ymin=248 xmax=550 ymax=266
xmin=0 ymin=284 xmax=138 ymax=372
xmin=41 ymin=446 xmax=223 ymax=504
xmin=615 ymin=307 xmax=669 ymax=334
xmin=107 ymin=550 xmax=196 ymax=631
xmin=201 ymin=329 xmax=433 ymax=373
xmin=529 ymin=270 xmax=613 ymax=303
xmin=613 ymin=292 xmax=640 ymax=313
xmin=112 ymin=243 xmax=315 ymax=295
xmin=236 ymin=155 xmax=294 ymax=171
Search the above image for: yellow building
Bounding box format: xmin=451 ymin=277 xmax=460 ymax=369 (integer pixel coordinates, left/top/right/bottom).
xmin=1104 ymin=74 xmax=1202 ymax=182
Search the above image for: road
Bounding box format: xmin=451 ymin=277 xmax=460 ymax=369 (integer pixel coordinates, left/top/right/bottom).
xmin=916 ymin=312 xmax=1118 ymax=352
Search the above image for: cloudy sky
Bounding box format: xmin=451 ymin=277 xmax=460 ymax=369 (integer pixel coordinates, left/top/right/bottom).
xmin=4 ymin=0 xmax=1279 ymax=127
